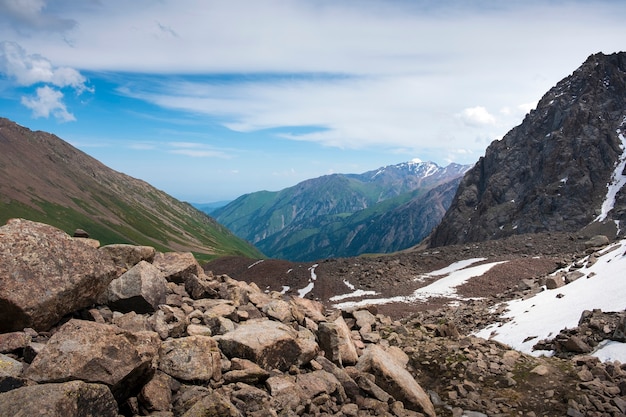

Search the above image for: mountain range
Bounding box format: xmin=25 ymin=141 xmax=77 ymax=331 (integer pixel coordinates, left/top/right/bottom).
xmin=210 ymin=160 xmax=470 ymax=261
xmin=0 ymin=118 xmax=262 ymax=261
xmin=1 ymin=52 xmax=625 ymax=417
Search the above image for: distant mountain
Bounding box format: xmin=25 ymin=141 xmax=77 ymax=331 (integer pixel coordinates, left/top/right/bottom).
xmin=429 ymin=52 xmax=626 ymax=247
xmin=0 ymin=118 xmax=263 ymax=261
xmin=192 ymin=201 xmax=232 ymax=214
xmin=212 ymin=160 xmax=470 ymax=261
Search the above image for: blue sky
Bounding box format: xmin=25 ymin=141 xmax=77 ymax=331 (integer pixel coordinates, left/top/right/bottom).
xmin=1 ymin=0 xmax=625 ymax=203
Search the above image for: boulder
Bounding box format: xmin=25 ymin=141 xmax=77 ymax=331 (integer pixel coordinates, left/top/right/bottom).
xmin=0 ymin=219 xmax=117 ymax=332
xmin=0 ymin=331 xmax=31 ymax=353
xmin=223 ymin=357 xmax=270 ymax=384
xmin=296 ymin=369 xmax=346 ymax=404
xmin=0 ymin=353 xmax=22 ymax=377
xmin=352 ymin=309 xmax=377 ymax=333
xmin=153 ymin=252 xmax=202 ymax=284
xmin=158 ymin=335 xmax=222 ymax=382
xmin=291 ymin=296 xmax=327 ymax=323
xmin=185 ymin=273 xmax=220 ymax=299
xmin=545 ymin=274 xmax=565 ymax=289
xmin=0 ymin=380 xmax=119 ymax=417
xmin=262 ymin=299 xmax=294 ymax=323
xmin=105 ymin=260 xmax=167 ymax=313
xmin=100 ymin=243 xmax=156 ymax=270
xmin=315 ymin=355 xmax=361 ymax=400
xmin=218 ymin=319 xmax=317 ymax=371
xmin=317 ymin=315 xmax=358 ymax=366
xmin=181 ymin=390 xmax=241 ymax=417
xmin=139 ymin=371 xmax=173 ymax=412
xmin=356 ymin=345 xmax=436 ymax=417
xmin=584 ymin=235 xmax=609 ymax=249
xmin=25 ymin=319 xmax=158 ymax=401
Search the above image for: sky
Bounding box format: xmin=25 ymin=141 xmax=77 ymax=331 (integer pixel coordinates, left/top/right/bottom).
xmin=0 ymin=1 xmax=625 ymax=203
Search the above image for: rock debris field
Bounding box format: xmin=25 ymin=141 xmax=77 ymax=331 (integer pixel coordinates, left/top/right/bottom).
xmin=1 ymin=219 xmax=625 ymax=416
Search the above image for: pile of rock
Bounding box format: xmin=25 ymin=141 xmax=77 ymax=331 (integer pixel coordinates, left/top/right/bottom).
xmin=534 ymin=309 xmax=626 ymax=358
xmin=394 ymin=318 xmax=626 ymax=417
xmin=0 ymin=219 xmax=436 ymax=417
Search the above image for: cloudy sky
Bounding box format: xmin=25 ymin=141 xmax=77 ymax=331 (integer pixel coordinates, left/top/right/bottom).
xmin=0 ymin=0 xmax=624 ymax=203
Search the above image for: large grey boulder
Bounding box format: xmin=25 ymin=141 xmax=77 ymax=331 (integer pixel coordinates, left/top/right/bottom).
xmin=105 ymin=260 xmax=167 ymax=313
xmin=356 ymin=345 xmax=435 ymax=417
xmin=0 ymin=380 xmax=118 ymax=417
xmin=218 ymin=319 xmax=318 ymax=371
xmin=0 ymin=219 xmax=117 ymax=332
xmin=25 ymin=319 xmax=159 ymax=401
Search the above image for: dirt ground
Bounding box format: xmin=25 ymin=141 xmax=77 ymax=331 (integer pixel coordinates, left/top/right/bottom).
xmin=204 ymin=231 xmax=586 ymax=320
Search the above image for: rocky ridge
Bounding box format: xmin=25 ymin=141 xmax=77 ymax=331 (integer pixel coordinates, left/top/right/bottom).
xmin=1 ymin=218 xmax=625 ymax=417
xmin=429 ymin=52 xmax=626 ymax=247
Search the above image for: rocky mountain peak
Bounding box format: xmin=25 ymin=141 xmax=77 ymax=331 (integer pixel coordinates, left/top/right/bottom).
xmin=429 ymin=51 xmax=626 ymax=247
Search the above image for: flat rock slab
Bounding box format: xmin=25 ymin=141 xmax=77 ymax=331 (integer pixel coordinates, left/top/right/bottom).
xmin=159 ymin=335 xmax=222 ymax=382
xmin=218 ymin=319 xmax=315 ymax=371
xmin=0 ymin=219 xmax=118 ymax=332
xmin=0 ymin=380 xmax=118 ymax=417
xmin=25 ymin=319 xmax=158 ymax=401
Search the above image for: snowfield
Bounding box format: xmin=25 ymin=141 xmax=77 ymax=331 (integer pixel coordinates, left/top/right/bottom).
xmin=330 ymin=239 xmax=626 ymax=362
xmin=475 ymin=239 xmax=626 ymax=362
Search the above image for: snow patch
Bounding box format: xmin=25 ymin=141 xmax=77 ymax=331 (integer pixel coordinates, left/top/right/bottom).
xmin=596 ymin=123 xmax=626 ymax=222
xmin=343 ymin=279 xmax=355 ymax=290
xmin=297 ymin=282 xmax=315 ymax=298
xmin=248 ymin=260 xmax=264 ymax=269
xmin=474 ymin=240 xmax=626 ymax=362
xmin=329 ymin=289 xmax=378 ymax=302
xmin=297 ymin=264 xmax=319 ymax=298
xmin=333 ymin=258 xmax=501 ymax=310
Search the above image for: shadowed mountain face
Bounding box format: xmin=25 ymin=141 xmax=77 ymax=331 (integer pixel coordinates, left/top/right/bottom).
xmin=429 ymin=52 xmax=626 ymax=247
xmin=0 ymin=118 xmax=262 ymax=260
xmin=212 ymin=161 xmax=470 ymax=261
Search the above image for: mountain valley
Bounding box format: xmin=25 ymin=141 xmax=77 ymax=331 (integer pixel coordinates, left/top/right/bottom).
xmin=211 ymin=160 xmax=470 ymax=261
xmin=0 ymin=51 xmax=625 ymax=416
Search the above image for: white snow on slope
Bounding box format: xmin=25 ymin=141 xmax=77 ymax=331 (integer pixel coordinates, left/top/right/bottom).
xmin=412 ymin=260 xmax=507 ymax=301
xmin=422 ymin=257 xmax=486 ymax=277
xmin=596 ymin=121 xmax=626 ymax=222
xmin=475 ymin=240 xmax=626 ymax=362
xmin=330 ymin=289 xmax=378 ymax=302
xmin=332 ymin=259 xmax=504 ymax=310
xmin=297 ymin=264 xmax=319 ymax=298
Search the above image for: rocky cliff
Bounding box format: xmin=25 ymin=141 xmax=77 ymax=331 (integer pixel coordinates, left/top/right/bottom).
xmin=429 ymin=52 xmax=626 ymax=247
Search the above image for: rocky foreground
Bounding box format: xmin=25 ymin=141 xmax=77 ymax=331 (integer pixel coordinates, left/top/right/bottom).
xmin=0 ymin=219 xmax=625 ymax=417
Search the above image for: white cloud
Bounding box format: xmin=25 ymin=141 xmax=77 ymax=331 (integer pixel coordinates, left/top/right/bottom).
xmin=0 ymin=0 xmax=76 ymax=32
xmin=459 ymin=106 xmax=496 ymax=127
xmin=20 ymin=85 xmax=75 ymax=121
xmin=0 ymin=0 xmax=625 ymax=164
xmin=0 ymin=41 xmax=88 ymax=90
xmin=0 ymin=41 xmax=91 ymax=120
xmin=167 ymin=142 xmax=232 ymax=158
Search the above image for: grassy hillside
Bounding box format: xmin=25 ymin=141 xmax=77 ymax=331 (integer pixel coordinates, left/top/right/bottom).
xmin=0 ymin=118 xmax=263 ymax=262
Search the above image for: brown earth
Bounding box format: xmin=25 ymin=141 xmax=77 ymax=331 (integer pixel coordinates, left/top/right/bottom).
xmin=205 ymin=231 xmax=586 ymax=320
